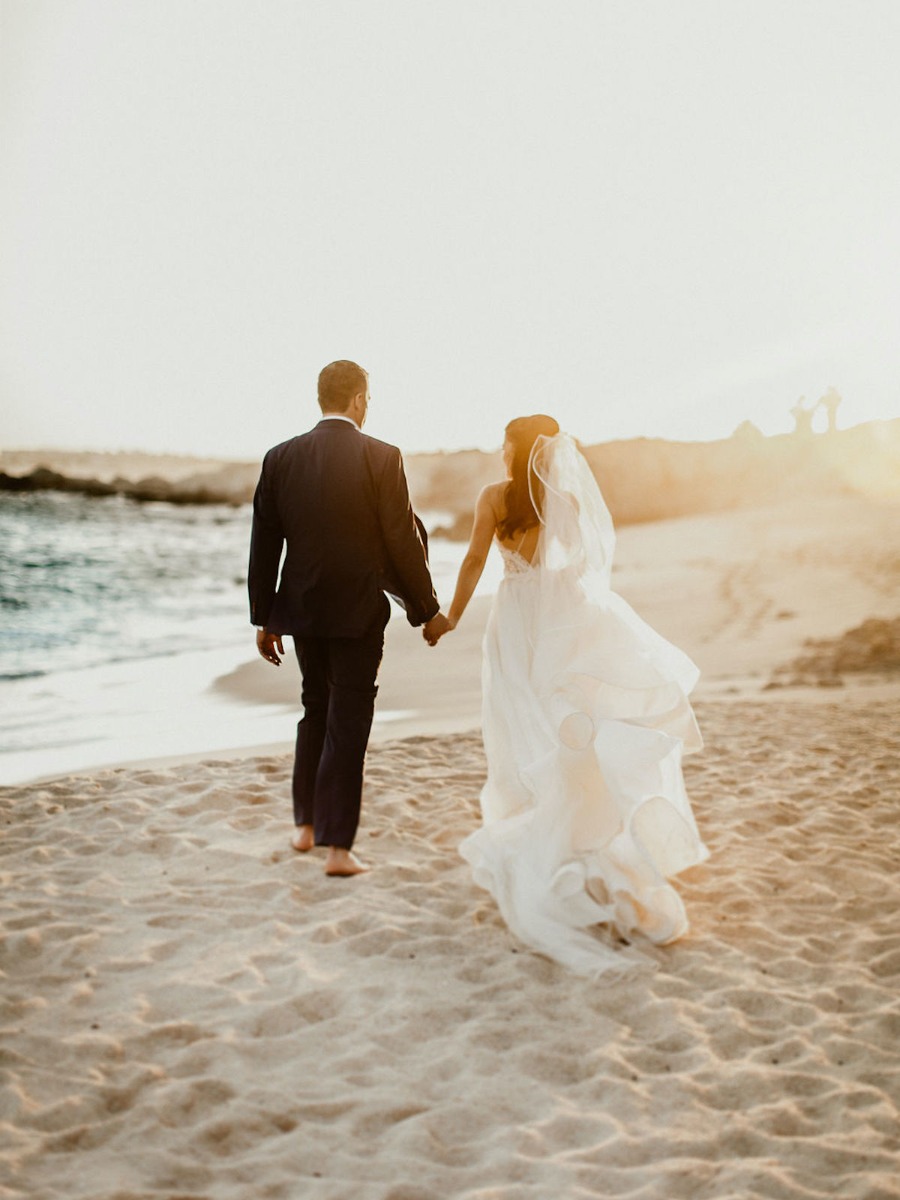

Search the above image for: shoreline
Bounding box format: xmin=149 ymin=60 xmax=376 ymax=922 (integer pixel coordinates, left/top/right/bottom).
xmin=0 ymin=597 xmax=494 ymax=788
xmin=11 ymin=674 xmax=900 ymax=789
xmin=4 ymin=492 xmax=900 ymax=787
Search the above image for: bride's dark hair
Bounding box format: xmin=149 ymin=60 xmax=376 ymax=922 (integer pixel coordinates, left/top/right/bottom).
xmin=498 ymin=414 xmax=560 ymax=540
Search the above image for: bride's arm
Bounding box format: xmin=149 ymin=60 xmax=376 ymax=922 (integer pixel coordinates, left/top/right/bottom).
xmin=446 ymin=486 xmax=498 ymax=630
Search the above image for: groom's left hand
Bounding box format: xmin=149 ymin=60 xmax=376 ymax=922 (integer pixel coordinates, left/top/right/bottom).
xmin=256 ymin=628 xmax=284 ymax=666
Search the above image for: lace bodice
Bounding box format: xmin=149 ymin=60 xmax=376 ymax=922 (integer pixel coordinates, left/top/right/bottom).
xmin=497 ymin=537 xmax=537 ymax=579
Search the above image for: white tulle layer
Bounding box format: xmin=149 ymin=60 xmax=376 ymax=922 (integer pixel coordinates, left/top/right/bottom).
xmin=460 ymin=553 xmax=709 ymax=981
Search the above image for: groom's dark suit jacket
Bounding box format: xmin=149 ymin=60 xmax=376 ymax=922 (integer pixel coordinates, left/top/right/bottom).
xmin=248 ymin=418 xmax=439 ymax=638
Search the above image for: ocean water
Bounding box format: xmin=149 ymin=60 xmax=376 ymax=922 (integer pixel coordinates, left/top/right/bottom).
xmin=0 ymin=491 xmax=250 ymax=681
xmin=0 ymin=492 xmax=495 ymax=781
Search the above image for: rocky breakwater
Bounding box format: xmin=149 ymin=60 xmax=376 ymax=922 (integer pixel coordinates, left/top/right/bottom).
xmin=0 ymin=461 xmax=259 ymax=506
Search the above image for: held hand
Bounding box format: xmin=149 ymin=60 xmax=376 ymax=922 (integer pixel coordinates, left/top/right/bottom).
xmin=256 ymin=628 xmax=284 ymax=666
xmin=422 ymin=612 xmax=453 ymax=646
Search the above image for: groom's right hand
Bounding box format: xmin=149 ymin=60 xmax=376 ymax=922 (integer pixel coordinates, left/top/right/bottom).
xmin=256 ymin=628 xmax=284 ymax=666
xmin=422 ymin=612 xmax=452 ymax=646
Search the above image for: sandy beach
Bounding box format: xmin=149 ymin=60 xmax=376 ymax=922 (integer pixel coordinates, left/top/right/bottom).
xmin=5 ymin=0 xmax=900 ymax=1189
xmin=3 ymin=494 xmax=900 ymax=1199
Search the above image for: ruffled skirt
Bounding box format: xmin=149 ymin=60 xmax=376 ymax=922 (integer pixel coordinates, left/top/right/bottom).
xmin=460 ymin=565 xmax=709 ymax=980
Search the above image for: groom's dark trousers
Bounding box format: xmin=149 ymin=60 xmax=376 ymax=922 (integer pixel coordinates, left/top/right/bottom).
xmin=248 ymin=417 xmax=438 ymax=850
xmin=291 ymin=594 xmax=390 ymax=848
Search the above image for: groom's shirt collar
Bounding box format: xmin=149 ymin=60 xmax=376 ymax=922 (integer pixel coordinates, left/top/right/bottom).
xmin=319 ymin=414 xmax=360 ymax=429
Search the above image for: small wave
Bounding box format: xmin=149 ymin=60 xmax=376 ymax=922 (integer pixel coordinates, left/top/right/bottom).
xmin=0 ymin=494 xmax=250 ymax=683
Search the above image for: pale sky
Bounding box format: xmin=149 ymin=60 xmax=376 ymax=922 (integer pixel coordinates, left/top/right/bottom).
xmin=2 ymin=0 xmax=899 ymax=459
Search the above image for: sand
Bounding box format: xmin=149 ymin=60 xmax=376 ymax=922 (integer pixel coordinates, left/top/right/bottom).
xmin=3 ymin=493 xmax=900 ymax=1199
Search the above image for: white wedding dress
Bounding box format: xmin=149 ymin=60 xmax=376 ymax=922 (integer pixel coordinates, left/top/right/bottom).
xmin=459 ymin=434 xmax=709 ymax=980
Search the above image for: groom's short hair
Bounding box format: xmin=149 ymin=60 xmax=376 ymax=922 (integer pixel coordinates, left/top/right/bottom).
xmin=318 ymin=360 xmax=368 ymax=413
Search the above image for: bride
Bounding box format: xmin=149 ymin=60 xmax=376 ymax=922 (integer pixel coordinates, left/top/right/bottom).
xmin=429 ymin=414 xmax=709 ymax=979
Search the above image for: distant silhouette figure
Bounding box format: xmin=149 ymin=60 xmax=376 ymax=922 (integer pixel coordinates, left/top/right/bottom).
xmin=790 ymin=396 xmax=814 ymax=437
xmin=818 ymin=386 xmax=842 ymax=433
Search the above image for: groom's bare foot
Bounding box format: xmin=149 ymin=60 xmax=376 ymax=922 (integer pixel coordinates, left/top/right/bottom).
xmin=290 ymin=825 xmax=315 ymax=852
xmin=325 ymin=848 xmax=369 ymax=877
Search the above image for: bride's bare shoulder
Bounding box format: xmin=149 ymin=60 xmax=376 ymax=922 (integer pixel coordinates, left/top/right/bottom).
xmin=478 ymin=481 xmax=507 ymax=517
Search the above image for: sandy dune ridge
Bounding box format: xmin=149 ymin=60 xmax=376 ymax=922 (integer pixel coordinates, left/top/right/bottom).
xmin=4 ymin=417 xmax=899 ymax=524
xmin=2 ymin=689 xmax=900 ymax=1200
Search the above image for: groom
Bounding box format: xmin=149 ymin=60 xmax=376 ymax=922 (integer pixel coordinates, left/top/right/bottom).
xmin=248 ymin=361 xmax=450 ymax=876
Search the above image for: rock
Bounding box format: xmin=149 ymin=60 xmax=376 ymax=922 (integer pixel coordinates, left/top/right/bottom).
xmin=769 ymin=615 xmax=900 ymax=688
